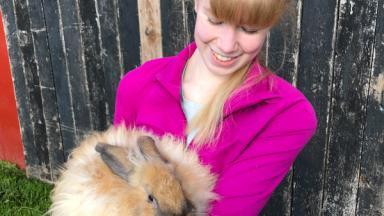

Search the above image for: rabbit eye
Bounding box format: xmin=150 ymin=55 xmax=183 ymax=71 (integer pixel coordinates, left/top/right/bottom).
xmin=148 ymin=194 xmax=154 ymax=202
xmin=147 ymin=194 xmax=159 ymax=209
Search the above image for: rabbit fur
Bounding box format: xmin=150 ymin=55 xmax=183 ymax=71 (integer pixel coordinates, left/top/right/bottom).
xmin=48 ymin=125 xmax=217 ymax=216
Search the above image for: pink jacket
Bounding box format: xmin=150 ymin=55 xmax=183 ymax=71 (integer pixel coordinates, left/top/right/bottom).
xmin=114 ymin=42 xmax=317 ymax=215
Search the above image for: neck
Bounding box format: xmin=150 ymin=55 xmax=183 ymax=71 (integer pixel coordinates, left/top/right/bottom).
xmin=182 ymin=50 xmax=229 ymax=104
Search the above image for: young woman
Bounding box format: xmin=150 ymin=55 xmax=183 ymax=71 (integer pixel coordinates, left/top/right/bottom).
xmin=114 ymin=0 xmax=317 ymax=215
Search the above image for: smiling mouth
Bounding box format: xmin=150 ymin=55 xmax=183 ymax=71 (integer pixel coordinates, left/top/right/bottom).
xmin=212 ymin=50 xmax=239 ymax=62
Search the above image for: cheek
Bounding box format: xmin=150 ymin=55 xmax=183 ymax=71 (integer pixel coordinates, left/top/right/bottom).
xmin=241 ymin=34 xmax=267 ymax=54
xmin=194 ymin=19 xmax=214 ymax=43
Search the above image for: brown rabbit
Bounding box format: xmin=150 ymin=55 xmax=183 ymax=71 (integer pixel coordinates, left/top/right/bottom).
xmin=48 ymin=125 xmax=217 ymax=216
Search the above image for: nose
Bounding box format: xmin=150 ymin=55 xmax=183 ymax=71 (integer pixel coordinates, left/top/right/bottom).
xmin=216 ymin=24 xmax=238 ymax=54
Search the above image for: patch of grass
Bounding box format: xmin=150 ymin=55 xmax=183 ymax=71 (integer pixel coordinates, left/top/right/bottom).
xmin=0 ymin=161 xmax=53 ymax=216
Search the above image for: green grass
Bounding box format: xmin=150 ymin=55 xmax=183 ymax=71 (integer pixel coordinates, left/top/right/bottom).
xmin=0 ymin=161 xmax=53 ymax=216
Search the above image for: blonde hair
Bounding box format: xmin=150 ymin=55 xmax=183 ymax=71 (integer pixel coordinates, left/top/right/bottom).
xmin=210 ymin=0 xmax=288 ymax=28
xmin=188 ymin=0 xmax=290 ymax=146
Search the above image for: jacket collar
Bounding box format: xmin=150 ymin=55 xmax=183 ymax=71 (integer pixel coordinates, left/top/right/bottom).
xmin=223 ymin=73 xmax=280 ymax=117
xmin=155 ymin=42 xmax=281 ymax=116
xmin=155 ymin=42 xmax=195 ymax=102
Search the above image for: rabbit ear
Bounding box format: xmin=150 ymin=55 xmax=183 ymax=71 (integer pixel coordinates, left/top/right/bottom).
xmin=95 ymin=143 xmax=133 ymax=182
xmin=137 ymin=136 xmax=167 ymax=163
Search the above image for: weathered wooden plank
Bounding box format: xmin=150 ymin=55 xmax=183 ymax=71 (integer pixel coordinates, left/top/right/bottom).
xmin=291 ymin=0 xmax=339 ymax=214
xmin=78 ymin=0 xmax=107 ymax=131
xmin=0 ymin=1 xmax=36 ymax=170
xmin=261 ymin=1 xmax=302 ymax=215
xmin=138 ymin=0 xmax=163 ymax=62
xmin=161 ymin=0 xmax=193 ymax=57
xmin=117 ymin=0 xmax=140 ymax=74
xmin=0 ymin=8 xmax=25 ymax=168
xmin=13 ymin=0 xmax=51 ymax=180
xmin=59 ymin=0 xmax=92 ymax=140
xmin=184 ymin=0 xmax=196 ymax=44
xmin=27 ymin=0 xmax=65 ymax=180
xmin=322 ymin=0 xmax=378 ymax=215
xmin=96 ymin=0 xmax=121 ymax=122
xmin=356 ymin=0 xmax=384 ymax=214
xmin=260 ymin=172 xmax=293 ymax=216
xmin=41 ymin=0 xmax=76 ymax=159
xmin=267 ymin=0 xmax=302 ymax=85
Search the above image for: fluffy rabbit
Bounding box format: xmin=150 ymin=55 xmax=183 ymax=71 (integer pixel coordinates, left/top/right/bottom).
xmin=48 ymin=125 xmax=217 ymax=216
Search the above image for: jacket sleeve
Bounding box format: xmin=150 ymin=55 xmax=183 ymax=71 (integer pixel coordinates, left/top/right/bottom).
xmin=209 ymin=102 xmax=317 ymax=216
xmin=113 ymin=71 xmax=141 ymax=127
xmin=113 ymin=57 xmax=171 ymax=127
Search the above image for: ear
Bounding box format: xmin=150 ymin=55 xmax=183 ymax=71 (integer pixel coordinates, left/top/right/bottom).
xmin=137 ymin=136 xmax=167 ymax=163
xmin=95 ymin=143 xmax=133 ymax=182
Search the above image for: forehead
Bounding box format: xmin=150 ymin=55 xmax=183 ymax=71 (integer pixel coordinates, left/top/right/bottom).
xmin=197 ymin=0 xmax=255 ymax=26
xmin=197 ymin=0 xmax=212 ymax=12
xmin=200 ymin=0 xmax=284 ymax=28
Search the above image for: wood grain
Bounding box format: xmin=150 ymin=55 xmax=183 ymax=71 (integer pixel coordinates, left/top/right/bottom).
xmin=261 ymin=1 xmax=303 ymax=215
xmin=291 ymin=0 xmax=339 ymax=214
xmin=356 ymin=0 xmax=384 ymax=214
xmin=161 ymin=0 xmax=194 ymax=57
xmin=40 ymin=0 xmax=76 ymax=160
xmin=138 ymin=0 xmax=163 ymax=62
xmin=322 ymin=0 xmax=378 ymax=215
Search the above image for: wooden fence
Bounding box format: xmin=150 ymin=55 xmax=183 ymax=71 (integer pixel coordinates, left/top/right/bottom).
xmin=1 ymin=0 xmax=383 ymax=215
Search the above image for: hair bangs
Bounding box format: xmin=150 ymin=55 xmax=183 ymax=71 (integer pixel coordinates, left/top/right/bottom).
xmin=210 ymin=0 xmax=286 ymax=28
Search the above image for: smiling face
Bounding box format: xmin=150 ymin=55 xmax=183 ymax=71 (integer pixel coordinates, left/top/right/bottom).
xmin=193 ymin=0 xmax=270 ymax=78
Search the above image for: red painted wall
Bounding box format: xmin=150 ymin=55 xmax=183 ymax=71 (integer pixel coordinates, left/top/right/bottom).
xmin=0 ymin=11 xmax=25 ymax=169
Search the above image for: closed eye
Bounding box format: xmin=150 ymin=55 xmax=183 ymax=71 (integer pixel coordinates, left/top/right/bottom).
xmin=240 ymin=26 xmax=260 ymax=34
xmin=207 ymin=17 xmax=223 ymax=25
